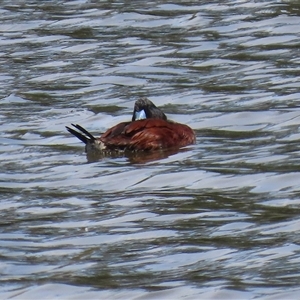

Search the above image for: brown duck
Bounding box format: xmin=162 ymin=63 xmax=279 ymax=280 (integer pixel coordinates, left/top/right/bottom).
xmin=66 ymin=97 xmax=195 ymax=154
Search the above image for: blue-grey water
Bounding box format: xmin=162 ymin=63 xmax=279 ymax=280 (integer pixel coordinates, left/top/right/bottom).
xmin=1 ymin=1 xmax=300 ymax=299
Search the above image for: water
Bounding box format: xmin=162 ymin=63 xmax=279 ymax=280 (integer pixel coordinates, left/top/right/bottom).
xmin=1 ymin=0 xmax=300 ymax=299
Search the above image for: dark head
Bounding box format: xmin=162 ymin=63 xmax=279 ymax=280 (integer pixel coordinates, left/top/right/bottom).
xmin=132 ymin=97 xmax=167 ymax=121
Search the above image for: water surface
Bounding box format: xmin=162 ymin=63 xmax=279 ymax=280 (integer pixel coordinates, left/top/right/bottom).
xmin=1 ymin=1 xmax=300 ymax=299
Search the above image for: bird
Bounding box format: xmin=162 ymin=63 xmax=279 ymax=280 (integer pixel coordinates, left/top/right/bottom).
xmin=66 ymin=97 xmax=195 ymax=156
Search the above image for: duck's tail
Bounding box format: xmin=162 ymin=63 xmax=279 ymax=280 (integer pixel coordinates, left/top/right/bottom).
xmin=66 ymin=124 xmax=96 ymax=145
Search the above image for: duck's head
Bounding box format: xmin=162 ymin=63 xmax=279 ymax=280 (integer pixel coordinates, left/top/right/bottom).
xmin=132 ymin=97 xmax=167 ymax=121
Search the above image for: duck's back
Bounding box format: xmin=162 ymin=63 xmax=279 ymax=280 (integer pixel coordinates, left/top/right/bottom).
xmin=100 ymin=119 xmax=195 ymax=151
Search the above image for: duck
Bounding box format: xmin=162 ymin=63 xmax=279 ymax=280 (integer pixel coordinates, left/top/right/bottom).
xmin=66 ymin=97 xmax=195 ymax=155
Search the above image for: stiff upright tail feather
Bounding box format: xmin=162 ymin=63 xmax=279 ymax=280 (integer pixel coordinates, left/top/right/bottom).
xmin=66 ymin=123 xmax=96 ymax=145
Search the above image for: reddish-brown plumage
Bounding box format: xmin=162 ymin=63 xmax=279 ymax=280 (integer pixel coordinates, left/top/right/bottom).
xmin=100 ymin=119 xmax=195 ymax=151
xmin=66 ymin=98 xmax=195 ymax=156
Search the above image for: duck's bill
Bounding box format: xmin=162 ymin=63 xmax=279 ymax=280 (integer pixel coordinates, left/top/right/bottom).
xmin=135 ymin=109 xmax=147 ymax=120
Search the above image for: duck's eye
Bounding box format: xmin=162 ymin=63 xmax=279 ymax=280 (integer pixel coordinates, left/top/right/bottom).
xmin=135 ymin=109 xmax=146 ymax=120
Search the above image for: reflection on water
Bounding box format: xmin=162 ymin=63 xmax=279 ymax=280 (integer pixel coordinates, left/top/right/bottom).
xmin=1 ymin=0 xmax=300 ymax=299
xmin=86 ymin=147 xmax=192 ymax=164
